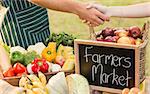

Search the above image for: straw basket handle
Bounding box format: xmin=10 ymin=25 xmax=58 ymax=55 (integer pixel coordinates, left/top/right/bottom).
xmin=142 ymin=21 xmax=150 ymax=41
xmin=89 ymin=26 xmax=96 ymax=40
xmin=88 ymin=19 xmax=114 ymax=40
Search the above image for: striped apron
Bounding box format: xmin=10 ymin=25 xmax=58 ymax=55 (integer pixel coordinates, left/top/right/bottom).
xmin=0 ymin=0 xmax=50 ymax=49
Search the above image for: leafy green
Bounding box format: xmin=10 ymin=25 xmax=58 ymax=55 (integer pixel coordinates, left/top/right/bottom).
xmin=24 ymin=51 xmax=40 ymax=66
xmin=45 ymin=32 xmax=76 ymax=48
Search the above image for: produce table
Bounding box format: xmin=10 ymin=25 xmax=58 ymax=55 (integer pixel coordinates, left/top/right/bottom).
xmin=0 ymin=21 xmax=149 ymax=94
xmin=0 ymin=77 xmax=150 ymax=94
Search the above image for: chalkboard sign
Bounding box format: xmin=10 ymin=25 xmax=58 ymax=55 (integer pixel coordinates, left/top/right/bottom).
xmin=74 ymin=39 xmax=146 ymax=93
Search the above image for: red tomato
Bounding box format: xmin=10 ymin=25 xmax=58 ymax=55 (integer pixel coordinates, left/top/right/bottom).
xmin=31 ymin=58 xmax=49 ymax=73
xmin=3 ymin=67 xmax=15 ymax=77
xmin=31 ymin=63 xmax=40 ymax=73
xmin=40 ymin=62 xmax=49 ymax=73
xmin=13 ymin=63 xmax=27 ymax=74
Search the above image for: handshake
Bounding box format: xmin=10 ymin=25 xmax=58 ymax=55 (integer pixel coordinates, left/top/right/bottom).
xmin=79 ymin=3 xmax=110 ymax=27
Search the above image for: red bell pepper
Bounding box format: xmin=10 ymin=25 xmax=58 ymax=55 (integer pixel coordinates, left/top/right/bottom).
xmin=31 ymin=58 xmax=49 ymax=73
xmin=3 ymin=67 xmax=15 ymax=77
xmin=31 ymin=62 xmax=40 ymax=73
xmin=40 ymin=61 xmax=49 ymax=73
xmin=13 ymin=63 xmax=27 ymax=75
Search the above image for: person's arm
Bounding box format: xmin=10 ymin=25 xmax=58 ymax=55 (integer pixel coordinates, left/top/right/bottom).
xmin=28 ymin=0 xmax=109 ymax=27
xmin=87 ymin=2 xmax=150 ymax=18
xmin=29 ymin=0 xmax=85 ymax=14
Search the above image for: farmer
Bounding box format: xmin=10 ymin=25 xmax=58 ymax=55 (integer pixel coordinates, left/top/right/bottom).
xmin=0 ymin=0 xmax=109 ymax=48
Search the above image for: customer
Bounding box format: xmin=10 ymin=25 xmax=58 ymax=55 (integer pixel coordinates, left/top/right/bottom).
xmin=87 ymin=2 xmax=150 ymax=18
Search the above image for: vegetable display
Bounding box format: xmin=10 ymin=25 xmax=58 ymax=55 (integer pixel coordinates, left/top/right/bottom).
xmin=1 ymin=32 xmax=76 ymax=78
xmin=0 ymin=29 xmax=146 ymax=94
xmin=0 ymin=32 xmax=76 ymax=94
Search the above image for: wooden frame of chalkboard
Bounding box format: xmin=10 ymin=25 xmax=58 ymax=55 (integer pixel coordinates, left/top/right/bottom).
xmin=74 ymin=39 xmax=148 ymax=93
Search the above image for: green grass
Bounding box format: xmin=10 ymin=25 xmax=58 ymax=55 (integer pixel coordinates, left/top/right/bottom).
xmin=47 ymin=0 xmax=150 ymax=75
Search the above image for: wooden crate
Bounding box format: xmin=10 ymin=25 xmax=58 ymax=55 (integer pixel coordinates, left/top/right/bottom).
xmin=74 ymin=22 xmax=149 ymax=93
xmin=75 ymin=39 xmax=147 ymax=93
